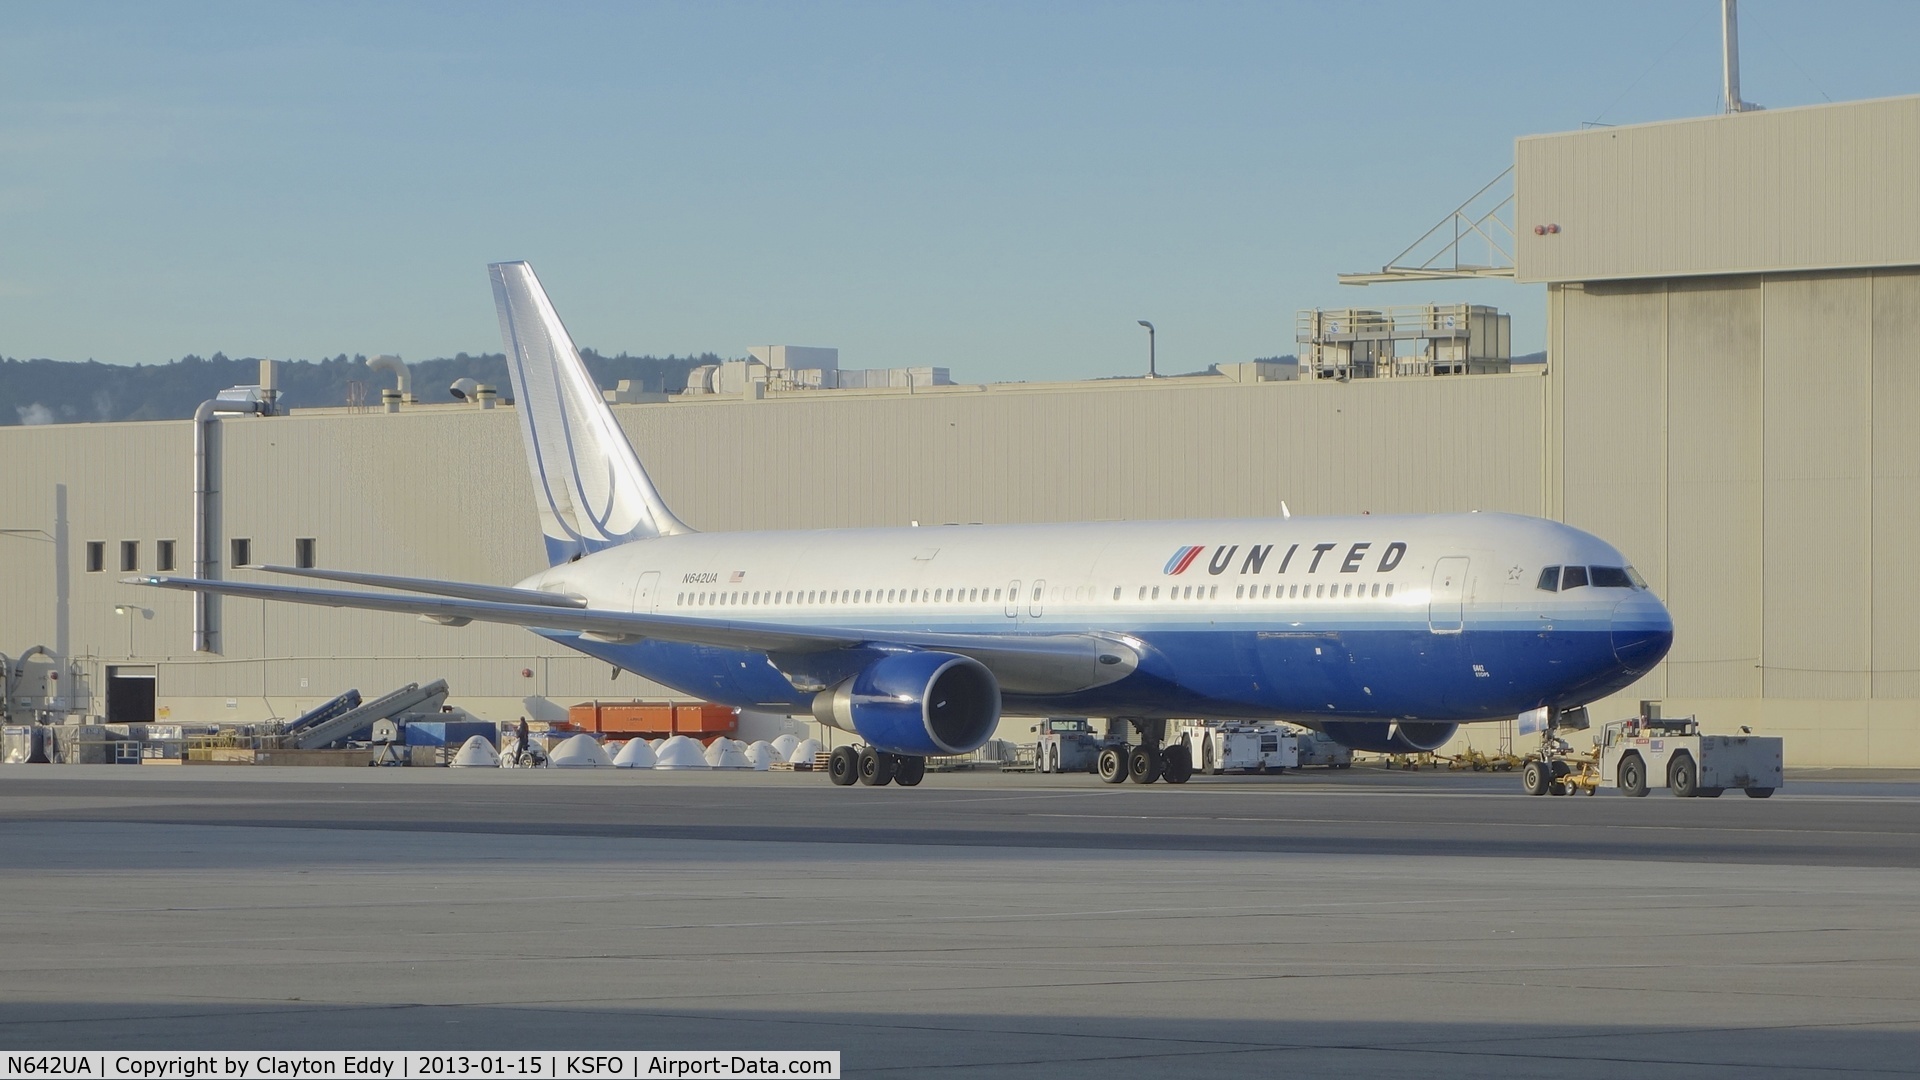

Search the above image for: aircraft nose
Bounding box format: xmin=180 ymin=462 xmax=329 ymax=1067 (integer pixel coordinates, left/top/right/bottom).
xmin=1610 ymin=596 xmax=1674 ymax=674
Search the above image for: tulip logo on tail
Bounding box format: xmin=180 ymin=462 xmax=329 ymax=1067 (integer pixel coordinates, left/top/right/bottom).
xmin=1164 ymin=546 xmax=1205 ymax=575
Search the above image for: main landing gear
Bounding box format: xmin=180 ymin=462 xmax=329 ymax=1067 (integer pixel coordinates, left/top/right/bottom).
xmin=826 ymin=745 xmax=926 ymax=788
xmin=1095 ymin=720 xmax=1192 ymax=786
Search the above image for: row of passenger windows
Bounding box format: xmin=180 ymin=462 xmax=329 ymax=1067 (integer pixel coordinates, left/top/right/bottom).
xmin=675 ymin=580 xmax=1400 ymax=608
xmin=83 ymin=537 xmax=317 ymax=573
xmin=680 ymin=586 xmax=1008 ymax=607
xmin=1536 ymin=565 xmax=1645 ymax=592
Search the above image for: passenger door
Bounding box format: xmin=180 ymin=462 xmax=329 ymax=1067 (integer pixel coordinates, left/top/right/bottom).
xmin=1428 ymin=557 xmax=1467 ymax=633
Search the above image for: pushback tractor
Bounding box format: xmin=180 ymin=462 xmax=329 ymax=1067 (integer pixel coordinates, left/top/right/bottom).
xmin=1521 ymin=701 xmax=1782 ymax=798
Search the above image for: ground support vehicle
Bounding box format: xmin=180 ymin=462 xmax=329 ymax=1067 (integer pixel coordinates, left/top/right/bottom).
xmin=1597 ymin=708 xmax=1782 ymax=798
xmin=1369 ymin=752 xmax=1442 ymax=770
xmin=1521 ymin=702 xmax=1782 ymax=798
xmin=1031 ymin=717 xmax=1124 ymax=774
xmin=1184 ymin=722 xmax=1297 ymax=775
xmin=1447 ymin=748 xmax=1523 ymax=772
xmin=1289 ymin=728 xmax=1354 ymax=769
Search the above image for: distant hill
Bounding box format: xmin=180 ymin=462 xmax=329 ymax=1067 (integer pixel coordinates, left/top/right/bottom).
xmin=0 ymin=351 xmax=720 ymax=426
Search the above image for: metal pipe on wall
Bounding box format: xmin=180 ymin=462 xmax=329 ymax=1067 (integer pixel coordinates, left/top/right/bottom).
xmin=192 ymin=398 xmax=265 ymax=653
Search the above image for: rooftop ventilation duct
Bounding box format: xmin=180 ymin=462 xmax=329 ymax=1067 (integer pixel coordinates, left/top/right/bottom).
xmin=368 ymin=355 xmax=413 ymax=402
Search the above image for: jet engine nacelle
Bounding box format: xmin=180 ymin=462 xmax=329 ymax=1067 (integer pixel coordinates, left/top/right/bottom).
xmin=811 ymin=651 xmax=1001 ymax=758
xmin=1319 ymin=720 xmax=1458 ymax=755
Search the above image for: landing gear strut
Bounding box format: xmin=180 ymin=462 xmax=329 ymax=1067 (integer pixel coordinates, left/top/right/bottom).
xmin=1096 ymin=720 xmax=1191 ymax=786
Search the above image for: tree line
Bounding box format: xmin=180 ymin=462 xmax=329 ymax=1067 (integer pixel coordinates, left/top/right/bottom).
xmin=0 ymin=351 xmax=718 ymax=426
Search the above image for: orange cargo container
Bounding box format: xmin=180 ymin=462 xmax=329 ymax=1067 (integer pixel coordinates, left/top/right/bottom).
xmin=568 ymin=702 xmax=675 ymax=734
xmin=673 ymin=703 xmax=738 ymax=736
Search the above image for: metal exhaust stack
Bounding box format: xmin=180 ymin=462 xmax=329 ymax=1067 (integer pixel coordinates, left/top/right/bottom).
xmin=1722 ymin=0 xmax=1761 ymax=114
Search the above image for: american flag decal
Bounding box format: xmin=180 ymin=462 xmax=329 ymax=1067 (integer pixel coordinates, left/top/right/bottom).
xmin=729 ymin=570 xmax=745 ymax=583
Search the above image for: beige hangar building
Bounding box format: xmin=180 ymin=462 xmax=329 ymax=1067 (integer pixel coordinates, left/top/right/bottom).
xmin=4 ymin=94 xmax=1918 ymax=767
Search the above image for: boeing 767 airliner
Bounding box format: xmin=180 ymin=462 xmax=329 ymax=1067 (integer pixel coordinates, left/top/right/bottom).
xmin=135 ymin=262 xmax=1672 ymax=788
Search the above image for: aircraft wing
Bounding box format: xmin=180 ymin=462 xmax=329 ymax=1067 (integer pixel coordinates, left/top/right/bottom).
xmin=127 ymin=575 xmax=1139 ymax=695
xmin=256 ymin=564 xmax=588 ymax=608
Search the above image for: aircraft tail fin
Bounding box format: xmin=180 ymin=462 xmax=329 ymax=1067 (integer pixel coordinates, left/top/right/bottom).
xmin=489 ymin=261 xmax=692 ymax=564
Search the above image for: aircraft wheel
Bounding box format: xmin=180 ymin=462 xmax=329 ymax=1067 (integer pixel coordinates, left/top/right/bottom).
xmin=1668 ymin=753 xmax=1699 ymax=798
xmin=1097 ymin=746 xmax=1128 ymax=784
xmin=1161 ymin=743 xmax=1193 ymax=785
xmin=1522 ymin=759 xmax=1548 ymax=796
xmin=857 ymin=746 xmax=896 ymax=786
xmin=1127 ymin=745 xmax=1162 ymax=784
xmin=1743 ymin=787 xmax=1773 ymax=799
xmin=827 ymin=746 xmax=859 ymax=786
xmin=1619 ymin=754 xmax=1648 ymax=798
xmin=893 ymin=755 xmax=926 ymax=787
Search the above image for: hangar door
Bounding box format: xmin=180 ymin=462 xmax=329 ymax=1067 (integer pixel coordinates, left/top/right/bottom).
xmin=106 ymin=665 xmax=156 ymax=725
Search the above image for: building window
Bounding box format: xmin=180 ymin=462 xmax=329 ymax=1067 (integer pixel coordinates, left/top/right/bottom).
xmin=230 ymin=538 xmax=252 ymax=567
xmin=120 ymin=540 xmax=139 ymax=572
xmin=295 ymin=538 xmax=316 ymax=569
xmin=156 ymin=540 xmax=176 ymax=572
xmin=86 ymin=541 xmax=104 ymax=573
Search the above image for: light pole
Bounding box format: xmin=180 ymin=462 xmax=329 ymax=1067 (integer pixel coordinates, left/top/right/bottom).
xmin=1137 ymin=320 xmax=1156 ymax=379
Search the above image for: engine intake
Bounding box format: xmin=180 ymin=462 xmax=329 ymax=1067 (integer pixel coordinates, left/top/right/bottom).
xmin=1319 ymin=720 xmax=1458 ymax=755
xmin=811 ymin=651 xmax=1001 ymax=758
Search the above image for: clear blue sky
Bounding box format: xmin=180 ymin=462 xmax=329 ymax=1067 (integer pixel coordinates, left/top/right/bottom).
xmin=3 ymin=1 xmax=1914 ymax=384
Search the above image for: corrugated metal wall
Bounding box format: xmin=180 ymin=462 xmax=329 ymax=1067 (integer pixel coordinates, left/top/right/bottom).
xmin=1517 ymin=95 xmax=1920 ymax=284
xmin=1872 ymin=271 xmax=1920 ymax=701
xmin=1665 ymin=278 xmax=1763 ymax=700
xmin=1549 ymin=268 xmax=1920 ymax=765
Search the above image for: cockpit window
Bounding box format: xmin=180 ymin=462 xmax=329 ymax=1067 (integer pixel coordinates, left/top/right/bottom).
xmin=1561 ymin=565 xmax=1589 ymax=590
xmin=1537 ymin=567 xmax=1560 ymax=592
xmin=1626 ymin=565 xmax=1647 ymax=589
xmin=1590 ymin=566 xmax=1633 ymax=588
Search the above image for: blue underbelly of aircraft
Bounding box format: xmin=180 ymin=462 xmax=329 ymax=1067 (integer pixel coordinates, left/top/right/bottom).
xmin=543 ymin=622 xmax=1654 ymax=724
